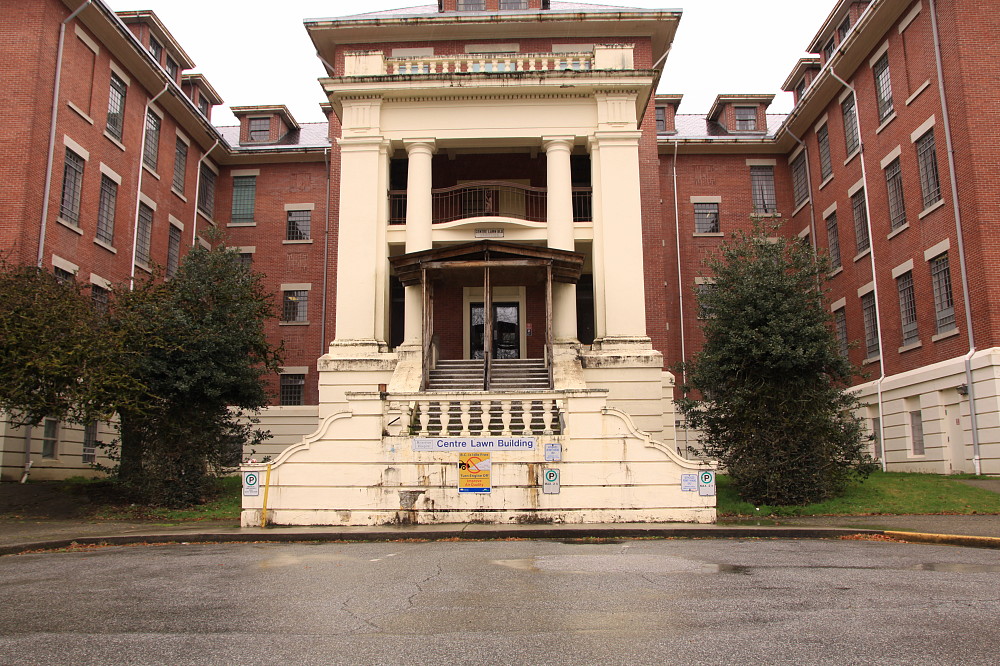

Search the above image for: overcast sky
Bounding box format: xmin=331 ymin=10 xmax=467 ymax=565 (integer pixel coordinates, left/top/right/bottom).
xmin=107 ymin=1 xmax=834 ymax=127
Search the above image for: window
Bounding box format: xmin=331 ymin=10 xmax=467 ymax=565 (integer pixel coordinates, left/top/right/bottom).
xmin=143 ymin=110 xmax=160 ymax=171
xmin=735 ymin=106 xmax=757 ymax=131
xmin=165 ymin=56 xmax=178 ymax=81
xmin=838 ymin=15 xmax=851 ymax=41
xmin=458 ymin=0 xmax=486 ymax=9
xmin=148 ymin=36 xmax=162 ymax=61
xmin=106 ymin=73 xmax=127 ymax=141
xmin=82 ymin=422 xmax=98 ymax=464
xmin=173 ymin=139 xmax=187 ymax=193
xmin=54 ymin=267 xmax=74 ymax=283
xmin=930 ymin=252 xmax=956 ymax=333
xmin=693 ymin=203 xmax=719 ymax=234
xmin=248 ymin=118 xmax=270 ymax=142
xmin=842 ymin=93 xmax=860 ymax=156
xmin=834 ymin=308 xmax=849 ymax=357
xmin=60 ymin=148 xmax=85 ymax=226
xmin=861 ymin=291 xmax=880 ymax=358
xmin=500 ymin=0 xmax=528 ymax=8
xmin=750 ymin=166 xmax=777 ymax=214
xmin=136 ymin=203 xmax=153 ymax=266
xmin=885 ymin=158 xmax=907 ymax=230
xmin=696 ymin=282 xmax=716 ymax=319
xmin=871 ymin=416 xmax=883 ymax=459
xmin=231 ymin=176 xmax=256 ymax=223
xmin=873 ymin=54 xmax=894 ymax=122
xmin=238 ymin=253 xmax=253 ymax=270
xmin=198 ymin=164 xmax=216 ymax=217
xmin=198 ymin=96 xmax=210 ymax=117
xmin=826 ymin=212 xmax=842 ymax=269
xmin=280 ymin=374 xmax=305 ymax=406
xmin=823 ymin=38 xmax=835 ymax=62
xmin=852 ymin=188 xmax=870 ymax=253
xmin=41 ymin=418 xmax=59 ymax=458
xmin=795 ymin=78 xmax=807 ymax=102
xmin=897 ymin=271 xmax=919 ymax=345
xmin=287 ymin=210 xmax=312 ymax=240
xmin=910 ymin=410 xmax=925 ymax=455
xmin=916 ymin=130 xmax=941 ymax=208
xmin=96 ymin=175 xmax=117 ymax=246
xmin=282 ymin=290 xmax=308 ymax=322
xmin=655 ymin=107 xmax=666 ymax=133
xmin=817 ymin=125 xmax=832 ymax=181
xmin=91 ymin=284 xmax=109 ymax=314
xmin=791 ymin=153 xmax=809 ymax=207
xmin=166 ymin=225 xmax=181 ymax=278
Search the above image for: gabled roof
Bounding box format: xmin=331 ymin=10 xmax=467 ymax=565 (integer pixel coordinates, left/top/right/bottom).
xmin=327 ymin=2 xmax=659 ymax=20
xmin=390 ymin=241 xmax=584 ymax=287
xmin=115 ymin=10 xmax=195 ymax=69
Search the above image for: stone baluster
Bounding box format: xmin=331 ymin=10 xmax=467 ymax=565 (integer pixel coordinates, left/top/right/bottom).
xmin=460 ymin=402 xmax=471 ymax=437
xmin=542 ymin=400 xmax=554 ymax=435
xmin=520 ymin=401 xmax=532 ymax=434
xmin=500 ymin=400 xmax=512 ymax=435
xmin=418 ymin=402 xmax=430 ymax=437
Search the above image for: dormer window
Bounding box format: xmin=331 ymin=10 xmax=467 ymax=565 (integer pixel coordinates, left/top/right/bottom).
xmin=198 ymin=96 xmax=210 ymax=116
xmin=149 ymin=35 xmax=162 ymax=62
xmin=795 ymin=79 xmax=807 ymax=102
xmin=823 ymin=38 xmax=835 ymax=62
xmin=248 ymin=118 xmax=270 ymax=142
xmin=735 ymin=106 xmax=757 ymax=131
xmin=656 ymin=107 xmax=666 ymax=133
xmin=837 ymin=15 xmax=851 ymax=41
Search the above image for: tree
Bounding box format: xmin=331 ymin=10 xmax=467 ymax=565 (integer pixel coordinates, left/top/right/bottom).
xmin=677 ymin=223 xmax=876 ymax=506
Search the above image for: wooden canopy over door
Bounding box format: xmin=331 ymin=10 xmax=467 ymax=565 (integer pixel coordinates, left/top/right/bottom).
xmin=389 ymin=241 xmax=585 ymax=390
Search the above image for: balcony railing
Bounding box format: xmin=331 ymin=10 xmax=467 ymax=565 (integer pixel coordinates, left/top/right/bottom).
xmin=388 ymin=181 xmax=593 ymax=225
xmin=393 ymin=393 xmax=563 ymax=437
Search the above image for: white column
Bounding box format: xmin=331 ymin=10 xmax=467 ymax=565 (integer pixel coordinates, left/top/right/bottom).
xmin=543 ymin=136 xmax=578 ymax=343
xmin=403 ymin=139 xmax=436 ymax=347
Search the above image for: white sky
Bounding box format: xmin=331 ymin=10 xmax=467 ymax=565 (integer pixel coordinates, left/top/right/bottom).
xmin=107 ymin=0 xmax=835 ymax=127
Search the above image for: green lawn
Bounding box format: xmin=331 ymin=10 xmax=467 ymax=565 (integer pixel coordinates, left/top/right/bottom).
xmin=717 ymin=471 xmax=1000 ymax=517
xmin=89 ymin=476 xmax=242 ymax=522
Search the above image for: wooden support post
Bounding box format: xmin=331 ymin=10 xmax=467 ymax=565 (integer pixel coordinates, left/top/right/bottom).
xmin=546 ymin=262 xmax=554 ymax=388
xmin=484 ymin=261 xmax=492 ymax=390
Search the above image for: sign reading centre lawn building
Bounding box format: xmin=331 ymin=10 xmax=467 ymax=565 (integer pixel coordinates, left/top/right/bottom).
xmin=412 ymin=437 xmax=537 ymax=452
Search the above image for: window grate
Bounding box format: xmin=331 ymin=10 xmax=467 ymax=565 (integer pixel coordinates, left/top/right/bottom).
xmin=287 ymin=210 xmax=312 ymax=240
xmin=885 ymin=158 xmax=906 ymax=230
xmin=834 ymin=308 xmax=849 ymax=357
xmin=862 ymin=291 xmax=879 ymax=358
xmin=136 ymin=203 xmax=153 ymax=266
xmin=897 ymin=271 xmax=918 ymax=345
xmin=826 ymin=212 xmax=841 ymax=270
xmin=852 ymin=188 xmax=869 ymax=253
xmin=283 ymin=290 xmax=308 ymax=322
xmin=96 ymin=175 xmax=117 ymax=246
xmin=231 ymin=176 xmax=256 ymax=223
xmin=842 ymin=93 xmax=860 ymax=156
xmin=817 ymin=125 xmax=832 ymax=181
xmin=791 ymin=152 xmax=809 ymax=207
xmin=693 ymin=203 xmax=719 ymax=234
xmin=198 ymin=165 xmax=216 ymax=217
xmin=106 ymin=73 xmax=126 ymax=141
xmin=750 ymin=166 xmax=776 ymax=214
xmin=916 ymin=130 xmax=941 ymax=208
xmin=60 ymin=149 xmax=84 ymax=225
xmin=173 ymin=138 xmax=187 ymax=194
xmin=930 ymin=253 xmax=956 ymax=333
xmin=166 ymin=225 xmax=181 ymax=278
xmin=143 ymin=110 xmax=160 ymax=171
xmin=873 ymin=54 xmax=894 ymax=122
xmin=280 ymin=374 xmax=305 ymax=406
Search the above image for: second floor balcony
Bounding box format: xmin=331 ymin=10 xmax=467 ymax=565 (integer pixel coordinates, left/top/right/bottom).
xmin=388 ymin=181 xmax=593 ymax=225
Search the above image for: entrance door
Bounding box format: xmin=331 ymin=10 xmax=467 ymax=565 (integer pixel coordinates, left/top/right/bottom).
xmin=470 ymin=302 xmax=520 ymax=359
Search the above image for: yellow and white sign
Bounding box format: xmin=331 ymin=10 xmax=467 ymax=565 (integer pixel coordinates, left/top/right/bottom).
xmin=458 ymin=452 xmax=492 ymax=493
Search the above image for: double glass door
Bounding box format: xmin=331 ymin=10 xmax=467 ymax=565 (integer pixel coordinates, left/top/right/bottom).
xmin=470 ymin=302 xmax=519 ymax=359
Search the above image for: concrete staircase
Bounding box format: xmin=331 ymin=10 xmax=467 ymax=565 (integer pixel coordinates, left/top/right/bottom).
xmin=426 ymin=358 xmax=551 ymax=391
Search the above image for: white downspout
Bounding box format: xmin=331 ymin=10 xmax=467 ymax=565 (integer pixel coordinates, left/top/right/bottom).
xmin=830 ymin=67 xmax=888 ymax=472
xmin=192 ymin=138 xmax=220 ymax=246
xmin=129 ymin=83 xmax=170 ymax=290
xmin=929 ymin=0 xmax=981 ymax=474
xmin=37 ymin=0 xmax=93 ymax=268
xmin=671 ymin=139 xmax=687 ymax=451
xmin=321 ymin=147 xmax=332 ymax=355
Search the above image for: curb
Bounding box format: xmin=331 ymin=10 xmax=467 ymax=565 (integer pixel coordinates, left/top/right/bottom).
xmin=884 ymin=530 xmax=1000 ymax=550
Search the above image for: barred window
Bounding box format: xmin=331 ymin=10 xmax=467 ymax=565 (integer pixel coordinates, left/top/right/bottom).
xmin=248 ymin=118 xmax=270 ymax=142
xmin=173 ymin=138 xmax=187 ymax=194
xmin=750 ymin=166 xmax=777 ymax=214
xmin=852 ymin=189 xmax=869 ymax=253
xmin=231 ymin=176 xmax=256 ymax=223
xmin=838 ymin=15 xmax=852 ymax=41
xmin=60 ymin=148 xmax=85 ymax=226
xmin=884 ymin=158 xmax=907 ymax=230
xmin=136 ymin=203 xmax=153 ymax=266
xmin=735 ymin=106 xmax=757 ymax=131
xmin=834 ymin=308 xmax=849 ymax=358
xmin=910 ymin=410 xmax=925 ymax=455
xmin=817 ymin=125 xmax=832 ymax=181
xmin=287 ymin=210 xmax=312 ymax=240
xmin=500 ymin=0 xmax=528 ymax=8
xmin=82 ymin=421 xmax=98 ymax=464
xmin=280 ymin=374 xmax=305 ymax=406
xmin=165 ymin=56 xmax=178 ymax=81
xmin=143 ymin=110 xmax=160 ymax=171
xmin=282 ymin=290 xmax=308 ymax=322
xmin=930 ymin=252 xmax=956 ymax=333
xmin=842 ymin=93 xmax=860 ymax=156
xmin=823 ymin=39 xmax=835 ymax=63
xmin=54 ymin=267 xmax=74 ymax=283
xmin=873 ymin=54 xmax=894 ymax=122
xmin=96 ymin=175 xmax=117 ymax=246
xmin=238 ymin=253 xmax=253 ymax=270
xmin=897 ymin=270 xmax=919 ymax=346
xmin=166 ymin=225 xmax=181 ymax=278
xmin=41 ymin=418 xmax=59 ymax=459
xmin=916 ymin=130 xmax=941 ymax=208
xmin=458 ymin=0 xmax=486 ymax=9
xmin=861 ymin=291 xmax=880 ymax=358
xmin=696 ymin=282 xmax=716 ymax=319
xmin=148 ymin=36 xmax=162 ymax=61
xmin=198 ymin=96 xmax=210 ymax=117
xmin=91 ymin=284 xmax=109 ymax=314
xmin=693 ymin=203 xmax=719 ymax=234
xmin=791 ymin=152 xmax=809 ymax=207
xmin=106 ymin=73 xmax=127 ymax=141
xmin=826 ymin=212 xmax=842 ymax=270
xmin=198 ymin=164 xmax=216 ymax=217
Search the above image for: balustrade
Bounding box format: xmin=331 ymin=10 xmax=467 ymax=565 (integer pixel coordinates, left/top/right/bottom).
xmin=392 ymin=393 xmax=563 ymax=437
xmin=385 ymin=52 xmax=593 ymax=76
xmin=388 ymin=182 xmax=593 ymax=225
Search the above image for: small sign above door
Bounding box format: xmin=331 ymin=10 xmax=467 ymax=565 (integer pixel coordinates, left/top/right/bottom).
xmin=475 ymin=228 xmax=504 ymax=238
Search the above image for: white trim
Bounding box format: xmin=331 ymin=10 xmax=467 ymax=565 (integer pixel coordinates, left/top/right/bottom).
xmin=798 ymin=225 xmax=810 ymax=239
xmin=923 ymin=238 xmax=951 ymax=261
xmin=689 ymin=196 xmax=721 ymax=204
xmin=231 ymin=169 xmax=260 ymax=177
xmin=280 ymin=366 xmax=310 ymax=375
xmin=62 ymin=135 xmax=89 ymax=161
xmin=552 ymin=43 xmax=595 ymax=53
xmin=887 ymin=222 xmax=910 ymax=240
xmin=905 ymin=80 xmax=931 ymax=106
xmin=201 ymin=159 xmax=219 ymax=175
xmin=848 ymin=177 xmax=866 ymax=197
xmin=281 ymin=283 xmax=312 ymax=291
xmin=838 ymin=86 xmax=854 ymax=104
xmin=465 ymin=43 xmax=519 ymax=53
xmin=89 ymin=273 xmax=112 ymax=289
xmin=109 ymin=61 xmax=131 ymax=86
xmin=919 ymin=199 xmax=946 ymax=219
xmin=147 ymin=103 xmax=164 ymax=120
xmin=52 ymin=255 xmax=79 ymax=274
xmin=168 ymin=214 xmax=184 ymax=230
xmin=694 ymin=277 xmax=716 ymax=285
xmin=99 ymin=162 xmax=122 ymax=184
xmin=74 ymin=24 xmax=99 ymax=54
xmin=911 ymin=115 xmax=936 ymax=143
xmin=391 ymin=47 xmax=434 ymax=57
xmin=139 ymin=193 xmax=157 ymax=210
xmin=875 ymin=112 xmax=897 ymax=134
xmin=66 ymin=101 xmax=94 ymax=125
xmin=868 ymin=40 xmax=890 ymax=68
xmin=787 ymin=143 xmax=805 ymax=163
xmin=880 ymin=145 xmax=902 ymax=169
xmin=813 ymin=114 xmax=829 ymax=133
xmin=858 ymin=281 xmax=875 ymax=298
xmin=237 ymin=246 xmax=256 ymax=253
xmin=831 ymin=297 xmax=846 ymax=311
xmin=891 ymin=259 xmax=914 ymax=279
xmin=284 ymin=203 xmax=317 ymax=211
xmin=898 ymin=1 xmax=923 ymax=33
xmin=823 ymin=202 xmax=838 ymax=218
xmin=175 ymin=129 xmax=190 ymax=146
xmin=745 ymin=158 xmax=776 ymax=166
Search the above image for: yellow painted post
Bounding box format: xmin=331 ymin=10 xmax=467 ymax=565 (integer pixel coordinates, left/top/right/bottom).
xmin=260 ymin=464 xmax=272 ymax=528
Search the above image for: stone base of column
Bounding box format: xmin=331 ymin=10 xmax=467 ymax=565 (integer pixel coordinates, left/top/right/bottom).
xmin=581 ymin=339 xmax=665 ymax=439
xmin=589 ymin=335 xmax=655 ymax=352
xmin=325 ymin=338 xmax=391 ymax=358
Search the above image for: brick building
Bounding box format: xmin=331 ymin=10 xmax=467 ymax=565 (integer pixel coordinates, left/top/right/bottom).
xmin=1 ymin=0 xmax=996 ymax=519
